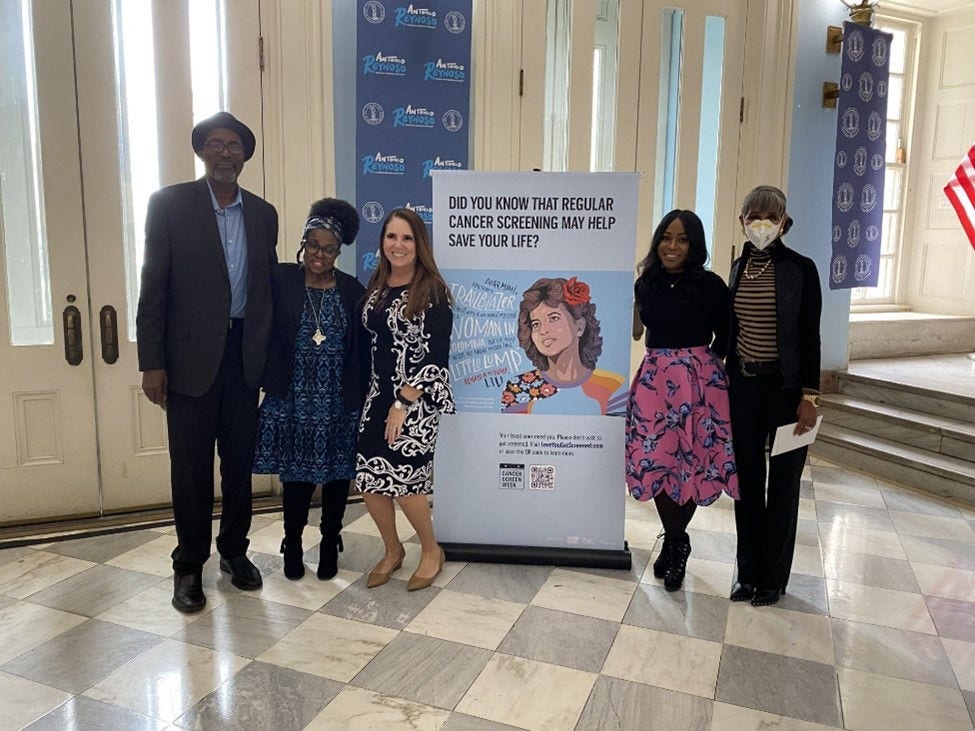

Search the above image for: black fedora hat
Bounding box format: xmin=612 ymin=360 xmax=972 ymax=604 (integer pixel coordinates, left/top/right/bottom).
xmin=191 ymin=111 xmax=256 ymax=161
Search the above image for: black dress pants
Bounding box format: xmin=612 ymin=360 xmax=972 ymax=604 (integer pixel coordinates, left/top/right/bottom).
xmin=729 ymin=371 xmax=807 ymax=591
xmin=166 ymin=325 xmax=258 ymax=574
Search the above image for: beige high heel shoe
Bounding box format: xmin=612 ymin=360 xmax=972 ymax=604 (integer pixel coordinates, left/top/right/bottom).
xmin=407 ymin=547 xmax=445 ymax=592
xmin=366 ymin=549 xmax=405 ymax=588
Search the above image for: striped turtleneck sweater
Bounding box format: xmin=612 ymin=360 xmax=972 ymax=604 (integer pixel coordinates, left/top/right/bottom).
xmin=734 ymin=249 xmax=778 ymax=363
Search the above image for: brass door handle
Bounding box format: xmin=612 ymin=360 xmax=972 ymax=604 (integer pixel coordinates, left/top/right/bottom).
xmin=63 ymin=305 xmax=83 ymax=365
xmin=100 ymin=305 xmax=119 ymax=364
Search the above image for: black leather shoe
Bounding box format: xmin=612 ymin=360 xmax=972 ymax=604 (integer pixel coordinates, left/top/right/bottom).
xmin=751 ymin=587 xmax=784 ymax=606
xmin=729 ymin=581 xmax=755 ymax=602
xmin=220 ymin=555 xmax=263 ymax=590
xmin=172 ymin=572 xmax=206 ymax=613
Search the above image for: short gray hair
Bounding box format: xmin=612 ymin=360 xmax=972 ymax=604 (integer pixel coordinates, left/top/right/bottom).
xmin=740 ymin=185 xmax=787 ymax=218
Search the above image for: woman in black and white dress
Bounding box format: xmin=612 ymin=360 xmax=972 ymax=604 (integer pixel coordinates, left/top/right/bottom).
xmin=356 ymin=208 xmax=454 ymax=591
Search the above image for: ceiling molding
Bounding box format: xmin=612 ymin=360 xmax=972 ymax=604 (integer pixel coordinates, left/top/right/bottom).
xmin=878 ymin=0 xmax=975 ymax=16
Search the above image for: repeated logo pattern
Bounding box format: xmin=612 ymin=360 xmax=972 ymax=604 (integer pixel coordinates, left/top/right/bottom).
xmin=355 ymin=1 xmax=473 ymax=281
xmin=830 ymin=22 xmax=892 ymax=290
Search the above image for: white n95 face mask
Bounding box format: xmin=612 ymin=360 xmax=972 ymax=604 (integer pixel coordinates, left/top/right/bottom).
xmin=744 ymin=219 xmax=781 ymax=250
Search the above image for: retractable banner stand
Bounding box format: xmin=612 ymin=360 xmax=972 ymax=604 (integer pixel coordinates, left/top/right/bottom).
xmin=432 ymin=171 xmax=638 ymax=569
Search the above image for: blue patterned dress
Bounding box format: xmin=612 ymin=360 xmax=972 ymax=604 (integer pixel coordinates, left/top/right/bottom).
xmin=253 ymin=287 xmax=359 ymax=482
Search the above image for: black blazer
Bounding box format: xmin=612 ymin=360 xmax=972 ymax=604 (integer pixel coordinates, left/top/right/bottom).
xmin=727 ymin=240 xmax=822 ymax=392
xmin=136 ymin=178 xmax=278 ymax=397
xmin=261 ymin=263 xmax=368 ymax=412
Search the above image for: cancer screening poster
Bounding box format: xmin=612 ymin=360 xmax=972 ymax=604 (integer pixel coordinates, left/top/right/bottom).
xmin=433 ymin=171 xmax=638 ymax=562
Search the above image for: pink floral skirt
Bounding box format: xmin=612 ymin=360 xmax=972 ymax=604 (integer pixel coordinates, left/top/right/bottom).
xmin=625 ymin=346 xmax=739 ymax=505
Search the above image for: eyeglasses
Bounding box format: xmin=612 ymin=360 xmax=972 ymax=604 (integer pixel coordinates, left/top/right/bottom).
xmin=302 ymin=240 xmax=340 ymax=257
xmin=202 ymin=139 xmax=244 ymax=155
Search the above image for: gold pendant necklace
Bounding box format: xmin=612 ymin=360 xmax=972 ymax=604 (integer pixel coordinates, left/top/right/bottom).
xmin=305 ymin=286 xmax=329 ymax=346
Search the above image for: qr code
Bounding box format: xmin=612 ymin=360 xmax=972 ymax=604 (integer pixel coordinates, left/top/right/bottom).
xmin=529 ymin=464 xmax=556 ymax=491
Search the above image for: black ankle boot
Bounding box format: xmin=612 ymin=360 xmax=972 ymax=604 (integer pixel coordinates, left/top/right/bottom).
xmin=652 ymin=536 xmax=672 ymax=579
xmin=317 ymin=534 xmax=343 ymax=580
xmin=281 ymin=537 xmax=305 ymax=580
xmin=317 ymin=480 xmax=350 ymax=581
xmin=664 ymin=534 xmax=691 ymax=592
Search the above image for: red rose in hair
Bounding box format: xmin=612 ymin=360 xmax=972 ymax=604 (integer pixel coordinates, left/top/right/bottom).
xmin=562 ymin=277 xmax=590 ymax=306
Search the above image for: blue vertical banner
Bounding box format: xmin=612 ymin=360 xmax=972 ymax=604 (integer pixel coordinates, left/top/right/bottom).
xmin=355 ymin=1 xmax=472 ymax=282
xmin=829 ymin=22 xmax=893 ymax=290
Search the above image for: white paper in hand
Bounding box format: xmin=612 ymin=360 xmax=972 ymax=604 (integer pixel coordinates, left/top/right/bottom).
xmin=770 ymin=415 xmax=823 ymax=457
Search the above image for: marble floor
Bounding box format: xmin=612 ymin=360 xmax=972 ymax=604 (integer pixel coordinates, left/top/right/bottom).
xmin=2 ymin=457 xmax=975 ymax=730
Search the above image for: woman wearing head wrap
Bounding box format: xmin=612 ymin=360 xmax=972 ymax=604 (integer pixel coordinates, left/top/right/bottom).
xmin=253 ymin=198 xmax=367 ymax=581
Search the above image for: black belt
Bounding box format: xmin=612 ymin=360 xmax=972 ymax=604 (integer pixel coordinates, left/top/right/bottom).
xmin=740 ymin=360 xmax=780 ymax=377
xmin=228 ymin=318 xmax=244 ymax=330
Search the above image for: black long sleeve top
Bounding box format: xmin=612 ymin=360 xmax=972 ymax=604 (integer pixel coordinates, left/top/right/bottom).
xmin=636 ymin=269 xmax=731 ymax=357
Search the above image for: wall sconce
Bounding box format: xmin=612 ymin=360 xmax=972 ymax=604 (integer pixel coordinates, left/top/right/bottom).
xmin=824 ymin=0 xmax=880 ymax=105
xmin=827 ymin=1 xmax=879 ymax=53
xmin=841 ymin=0 xmax=879 ymax=26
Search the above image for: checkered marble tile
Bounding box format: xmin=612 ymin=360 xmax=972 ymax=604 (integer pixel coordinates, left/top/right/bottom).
xmin=2 ymin=459 xmax=975 ymax=730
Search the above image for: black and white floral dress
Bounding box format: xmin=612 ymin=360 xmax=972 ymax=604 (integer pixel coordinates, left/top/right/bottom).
xmin=355 ymin=285 xmax=454 ymax=496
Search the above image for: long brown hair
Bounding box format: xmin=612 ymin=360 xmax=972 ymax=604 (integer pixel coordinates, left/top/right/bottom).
xmin=517 ymin=278 xmax=602 ymax=370
xmin=365 ymin=208 xmax=452 ymax=319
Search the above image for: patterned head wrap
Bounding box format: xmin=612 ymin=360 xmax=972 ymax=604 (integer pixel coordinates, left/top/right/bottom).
xmin=303 ymin=216 xmax=344 ymax=244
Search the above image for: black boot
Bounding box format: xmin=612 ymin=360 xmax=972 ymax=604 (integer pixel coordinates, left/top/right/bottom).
xmin=664 ymin=533 xmax=691 ymax=592
xmin=318 ymin=480 xmax=350 ymax=580
xmin=652 ymin=534 xmax=672 ymax=579
xmin=280 ymin=537 xmax=305 ymax=580
xmin=281 ymin=481 xmax=315 ymax=581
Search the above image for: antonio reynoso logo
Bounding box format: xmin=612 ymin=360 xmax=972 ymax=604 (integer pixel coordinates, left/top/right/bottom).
xmin=362 ymin=51 xmax=407 ymax=76
xmin=393 ymin=104 xmax=436 ymax=128
xmin=421 ymin=156 xmax=463 ymax=179
xmin=361 ymin=152 xmax=406 ymax=175
xmin=394 ymin=4 xmax=437 ymax=28
xmin=424 ymin=58 xmax=466 ymax=82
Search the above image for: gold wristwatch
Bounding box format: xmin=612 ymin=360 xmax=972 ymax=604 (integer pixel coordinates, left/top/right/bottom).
xmin=801 ymin=394 xmax=821 ymax=408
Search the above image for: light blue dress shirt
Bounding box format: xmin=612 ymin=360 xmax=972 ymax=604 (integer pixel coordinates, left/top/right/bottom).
xmin=207 ymin=181 xmax=248 ymax=319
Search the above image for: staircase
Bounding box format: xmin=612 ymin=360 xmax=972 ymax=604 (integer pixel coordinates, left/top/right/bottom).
xmin=813 ymin=368 xmax=975 ymax=507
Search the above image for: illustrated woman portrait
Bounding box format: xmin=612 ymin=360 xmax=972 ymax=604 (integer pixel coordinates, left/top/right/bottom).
xmin=501 ymin=276 xmax=625 ymax=415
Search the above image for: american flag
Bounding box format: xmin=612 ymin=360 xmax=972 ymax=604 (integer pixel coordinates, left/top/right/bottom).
xmin=944 ymin=144 xmax=975 ymax=250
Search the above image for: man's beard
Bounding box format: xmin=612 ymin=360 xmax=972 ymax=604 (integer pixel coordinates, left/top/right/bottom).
xmin=211 ymin=168 xmax=238 ymax=184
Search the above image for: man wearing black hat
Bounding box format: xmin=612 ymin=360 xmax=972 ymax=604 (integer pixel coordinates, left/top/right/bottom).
xmin=137 ymin=111 xmax=278 ymax=612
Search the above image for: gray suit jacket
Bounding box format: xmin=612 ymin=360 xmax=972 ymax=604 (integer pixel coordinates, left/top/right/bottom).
xmin=136 ymin=178 xmax=278 ymax=397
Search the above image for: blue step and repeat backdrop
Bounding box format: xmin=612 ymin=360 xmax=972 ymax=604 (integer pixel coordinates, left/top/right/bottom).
xmin=355 ymin=0 xmax=472 ymax=282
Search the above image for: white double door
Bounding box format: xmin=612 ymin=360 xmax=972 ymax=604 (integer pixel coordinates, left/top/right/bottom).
xmin=0 ymin=0 xmax=267 ymax=524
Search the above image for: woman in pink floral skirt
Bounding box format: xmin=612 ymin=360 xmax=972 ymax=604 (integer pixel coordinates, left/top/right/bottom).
xmin=626 ymin=209 xmax=739 ymax=591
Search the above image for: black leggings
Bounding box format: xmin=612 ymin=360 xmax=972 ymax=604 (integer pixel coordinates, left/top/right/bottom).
xmin=654 ymin=492 xmax=697 ymax=538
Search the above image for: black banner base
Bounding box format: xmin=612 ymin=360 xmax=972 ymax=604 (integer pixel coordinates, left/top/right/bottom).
xmin=441 ymin=541 xmax=632 ymax=571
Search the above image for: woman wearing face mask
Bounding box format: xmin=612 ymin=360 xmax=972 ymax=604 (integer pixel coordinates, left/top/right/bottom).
xmin=626 ymin=210 xmax=738 ymax=592
xmin=727 ymin=185 xmax=822 ymax=607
